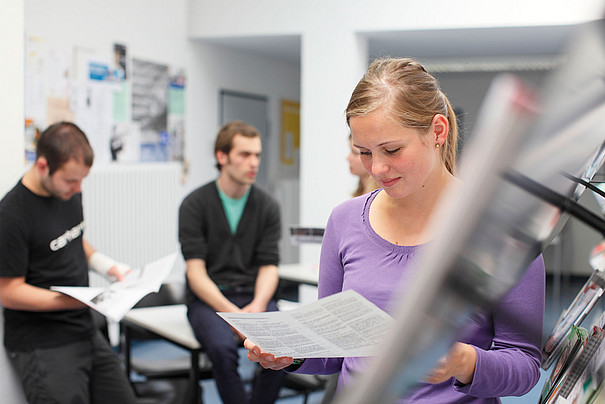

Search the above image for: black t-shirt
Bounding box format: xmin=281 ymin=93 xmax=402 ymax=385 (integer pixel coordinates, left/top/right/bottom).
xmin=178 ymin=182 xmax=281 ymax=303
xmin=0 ymin=181 xmax=93 ymax=351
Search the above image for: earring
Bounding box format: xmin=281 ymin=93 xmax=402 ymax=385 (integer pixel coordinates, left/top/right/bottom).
xmin=435 ymin=143 xmax=440 ymax=148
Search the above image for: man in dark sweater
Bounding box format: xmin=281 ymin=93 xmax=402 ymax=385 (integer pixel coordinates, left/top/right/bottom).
xmin=179 ymin=120 xmax=285 ymax=404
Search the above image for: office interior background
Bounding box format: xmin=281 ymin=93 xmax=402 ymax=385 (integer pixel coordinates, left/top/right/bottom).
xmin=2 ymin=0 xmax=605 ymax=402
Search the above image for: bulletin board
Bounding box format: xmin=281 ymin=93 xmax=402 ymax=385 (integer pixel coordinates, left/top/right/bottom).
xmin=24 ymin=38 xmax=186 ymax=165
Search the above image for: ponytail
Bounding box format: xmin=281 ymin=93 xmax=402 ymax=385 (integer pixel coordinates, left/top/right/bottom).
xmin=442 ymin=97 xmax=458 ymax=175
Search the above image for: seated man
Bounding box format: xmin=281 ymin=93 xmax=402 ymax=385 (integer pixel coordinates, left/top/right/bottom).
xmin=179 ymin=121 xmax=285 ymax=404
xmin=0 ymin=121 xmax=136 ymax=403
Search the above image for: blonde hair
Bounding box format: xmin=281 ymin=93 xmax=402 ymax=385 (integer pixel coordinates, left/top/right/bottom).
xmin=346 ymin=57 xmax=458 ymax=175
xmin=352 ymin=177 xmax=380 ymax=198
xmin=349 ymin=134 xmax=380 ymax=198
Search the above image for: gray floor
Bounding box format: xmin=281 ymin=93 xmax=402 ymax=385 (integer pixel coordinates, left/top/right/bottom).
xmin=128 ymin=275 xmax=595 ymax=404
xmin=129 ymin=342 xmax=326 ymax=403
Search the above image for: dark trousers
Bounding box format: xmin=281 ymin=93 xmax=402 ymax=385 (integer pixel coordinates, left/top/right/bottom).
xmin=187 ymin=292 xmax=286 ymax=404
xmin=8 ymin=330 xmax=137 ymax=404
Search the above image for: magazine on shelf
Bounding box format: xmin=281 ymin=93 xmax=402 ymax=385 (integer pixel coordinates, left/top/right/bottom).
xmin=540 ymin=326 xmax=589 ymax=404
xmin=542 ymin=270 xmax=605 ymax=370
xmin=552 ymin=326 xmax=605 ymax=403
xmin=584 ymin=382 xmax=605 ymax=404
xmin=590 ymin=241 xmax=605 ymax=273
xmin=594 ymin=184 xmax=605 ymax=215
xmin=52 ymin=252 xmax=177 ymax=322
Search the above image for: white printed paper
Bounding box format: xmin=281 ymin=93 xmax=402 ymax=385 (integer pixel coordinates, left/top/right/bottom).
xmin=52 ymin=252 xmax=177 ymax=322
xmin=218 ymin=290 xmax=392 ymax=358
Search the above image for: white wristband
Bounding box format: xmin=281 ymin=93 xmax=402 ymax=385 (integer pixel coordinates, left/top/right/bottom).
xmin=88 ymin=252 xmax=118 ymax=277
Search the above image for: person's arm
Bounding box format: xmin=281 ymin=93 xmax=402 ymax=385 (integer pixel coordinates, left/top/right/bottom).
xmin=0 ymin=276 xmax=85 ymax=311
xmin=244 ymin=338 xmax=294 ymax=370
xmin=186 ymin=258 xmax=240 ymax=313
xmin=83 ymin=238 xmax=130 ymax=281
xmin=179 ymin=187 xmax=236 ymax=312
xmin=424 ymin=342 xmax=477 ymax=384
xmin=241 ymin=264 xmax=279 ymax=313
xmin=0 ymin=208 xmax=86 ymax=311
xmin=244 ymin=210 xmax=347 ymax=375
xmin=240 ymin=193 xmax=281 ymax=314
xmin=449 ymin=256 xmax=545 ymax=397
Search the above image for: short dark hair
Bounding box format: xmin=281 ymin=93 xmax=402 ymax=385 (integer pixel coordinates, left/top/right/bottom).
xmin=36 ymin=122 xmax=94 ymax=175
xmin=214 ymin=121 xmax=260 ymax=171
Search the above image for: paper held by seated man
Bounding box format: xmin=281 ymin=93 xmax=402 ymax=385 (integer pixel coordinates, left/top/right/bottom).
xmin=52 ymin=252 xmax=178 ymax=322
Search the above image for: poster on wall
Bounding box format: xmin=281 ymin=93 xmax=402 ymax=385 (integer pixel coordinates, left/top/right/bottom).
xmin=168 ymin=68 xmax=186 ymax=162
xmin=132 ymin=58 xmax=169 ymax=162
xmin=280 ymin=100 xmax=300 ymax=177
xmin=24 ymin=38 xmax=46 ymax=160
xmin=70 ymin=46 xmax=124 ymax=165
xmin=113 ymin=43 xmax=127 ymax=81
xmin=71 ymin=81 xmax=114 ymax=164
xmin=25 ymin=41 xmax=185 ymax=166
xmin=24 ymin=38 xmax=73 ymax=162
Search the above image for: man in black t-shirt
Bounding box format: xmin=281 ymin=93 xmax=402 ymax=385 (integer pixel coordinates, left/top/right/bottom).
xmin=0 ymin=122 xmax=136 ymax=403
xmin=179 ymin=121 xmax=285 ymax=404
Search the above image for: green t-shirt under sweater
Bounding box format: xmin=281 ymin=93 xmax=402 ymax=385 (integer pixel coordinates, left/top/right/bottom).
xmin=217 ymin=183 xmax=251 ymax=234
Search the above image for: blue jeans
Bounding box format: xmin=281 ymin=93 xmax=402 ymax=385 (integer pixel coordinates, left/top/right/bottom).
xmin=187 ymin=291 xmax=286 ymax=404
xmin=8 ymin=330 xmax=136 ymax=404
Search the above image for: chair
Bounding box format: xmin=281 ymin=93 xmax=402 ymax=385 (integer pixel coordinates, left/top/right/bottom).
xmin=279 ymin=373 xmax=329 ymax=404
xmin=122 ymin=282 xmax=328 ymax=404
xmin=121 ymin=283 xmax=213 ymax=404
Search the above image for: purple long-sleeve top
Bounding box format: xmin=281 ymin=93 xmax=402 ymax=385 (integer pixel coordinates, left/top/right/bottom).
xmin=293 ymin=190 xmax=545 ymax=403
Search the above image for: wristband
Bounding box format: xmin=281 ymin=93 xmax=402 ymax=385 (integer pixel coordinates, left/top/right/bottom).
xmin=285 ymin=358 xmax=305 ymax=372
xmin=88 ymin=252 xmax=129 ymax=279
xmin=88 ymin=252 xmax=116 ymax=276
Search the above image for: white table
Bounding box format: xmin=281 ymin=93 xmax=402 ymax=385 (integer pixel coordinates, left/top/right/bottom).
xmin=278 ymin=263 xmax=319 ymax=286
xmin=122 ymin=304 xmax=208 ymax=404
xmin=121 ymin=266 xmax=318 ymax=402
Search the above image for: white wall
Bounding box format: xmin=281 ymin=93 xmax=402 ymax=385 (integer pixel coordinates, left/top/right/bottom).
xmin=185 ymin=40 xmax=301 ymax=262
xmin=25 ymin=0 xmax=189 ymax=65
xmin=8 ymin=1 xmax=604 ymax=276
xmin=186 ymin=0 xmax=605 ymax=263
xmin=1 ymin=0 xmax=25 ymax=196
xmin=22 ymin=0 xmax=302 ymax=264
xmin=435 ymin=70 xmax=548 ymax=147
xmin=184 ymin=40 xmax=301 ymax=195
xmin=17 ymin=0 xmax=604 ymax=264
xmin=0 ymin=0 xmax=27 ymax=401
xmin=2 ymin=3 xmax=300 ymax=400
xmin=187 ymin=0 xmax=603 ymax=36
xmin=3 ymin=3 xmax=604 ymax=398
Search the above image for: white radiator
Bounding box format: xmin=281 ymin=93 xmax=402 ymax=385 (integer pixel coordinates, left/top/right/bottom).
xmin=82 ymin=162 xmax=183 ymax=287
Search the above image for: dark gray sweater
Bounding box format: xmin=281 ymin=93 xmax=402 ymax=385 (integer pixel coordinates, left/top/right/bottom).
xmin=178 ymin=182 xmax=281 ymax=303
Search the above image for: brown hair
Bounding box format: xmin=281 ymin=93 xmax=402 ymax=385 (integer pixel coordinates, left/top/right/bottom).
xmin=36 ymin=121 xmax=94 ymax=175
xmin=346 ymin=58 xmax=458 ymax=175
xmin=214 ymin=120 xmax=261 ymax=171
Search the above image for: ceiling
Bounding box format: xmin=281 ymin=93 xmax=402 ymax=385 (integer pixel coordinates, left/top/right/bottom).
xmin=200 ymin=24 xmax=578 ymax=68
